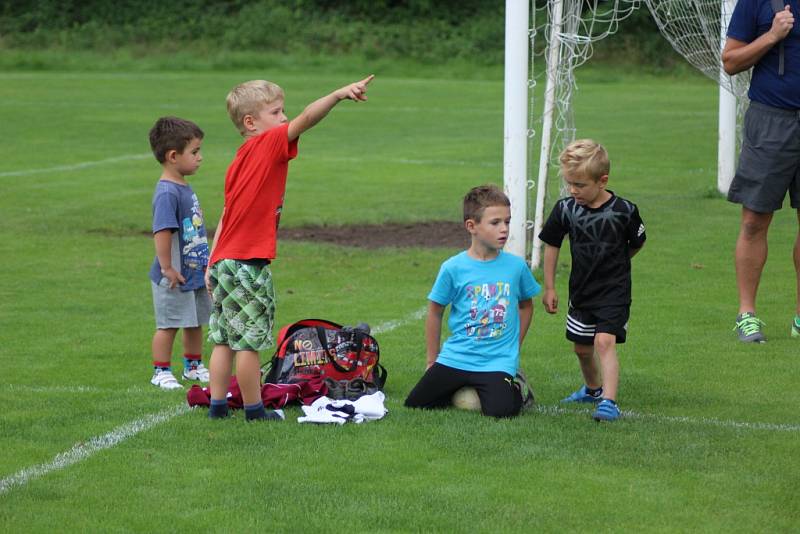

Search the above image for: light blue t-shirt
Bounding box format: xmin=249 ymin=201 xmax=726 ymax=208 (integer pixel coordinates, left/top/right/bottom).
xmin=428 ymin=251 xmax=541 ymax=376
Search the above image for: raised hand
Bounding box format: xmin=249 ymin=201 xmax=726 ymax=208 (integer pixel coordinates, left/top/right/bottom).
xmin=335 ymin=74 xmax=375 ymax=102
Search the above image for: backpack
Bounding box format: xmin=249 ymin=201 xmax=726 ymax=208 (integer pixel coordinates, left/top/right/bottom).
xmin=263 ymin=319 xmax=387 ymax=390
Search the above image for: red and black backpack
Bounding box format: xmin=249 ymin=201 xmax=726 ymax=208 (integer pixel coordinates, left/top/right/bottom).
xmin=262 ymin=319 xmax=387 ymax=389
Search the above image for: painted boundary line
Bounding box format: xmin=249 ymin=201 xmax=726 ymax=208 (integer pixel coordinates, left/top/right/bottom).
xmin=0 ymin=154 xmax=152 ymax=178
xmin=0 ymin=306 xmax=427 ymax=496
xmin=1 ymin=153 xmax=498 ymax=179
xmin=371 ymin=306 xmax=428 ymax=335
xmin=4 ymin=384 xmax=158 ymax=395
xmin=534 ymin=405 xmax=800 ymax=433
xmin=0 ymin=404 xmax=189 ymax=496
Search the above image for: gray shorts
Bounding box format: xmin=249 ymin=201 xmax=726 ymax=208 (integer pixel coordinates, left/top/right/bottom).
xmin=727 ymin=101 xmax=800 ymax=213
xmin=151 ymin=279 xmax=212 ymax=329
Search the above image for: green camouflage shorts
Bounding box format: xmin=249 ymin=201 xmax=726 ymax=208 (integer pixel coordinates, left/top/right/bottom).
xmin=207 ymin=259 xmax=275 ymax=351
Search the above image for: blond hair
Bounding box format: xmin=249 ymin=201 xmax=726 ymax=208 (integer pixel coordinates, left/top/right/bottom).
xmin=463 ymin=184 xmax=510 ymax=222
xmin=226 ymin=80 xmax=285 ymax=134
xmin=559 ymin=139 xmax=610 ymax=181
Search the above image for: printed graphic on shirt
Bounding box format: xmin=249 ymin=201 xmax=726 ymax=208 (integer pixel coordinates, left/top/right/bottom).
xmin=182 ymin=193 xmax=209 ymax=271
xmin=465 ymin=281 xmax=512 ymax=340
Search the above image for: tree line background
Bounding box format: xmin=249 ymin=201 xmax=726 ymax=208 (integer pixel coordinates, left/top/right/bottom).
xmin=0 ymin=0 xmax=683 ymax=71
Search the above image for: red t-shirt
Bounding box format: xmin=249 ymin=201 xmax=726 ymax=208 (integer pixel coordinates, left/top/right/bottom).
xmin=210 ymin=123 xmax=298 ymax=265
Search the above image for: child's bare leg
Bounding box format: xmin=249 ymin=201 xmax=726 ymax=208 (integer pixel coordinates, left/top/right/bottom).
xmin=593 ymin=333 xmax=619 ymax=400
xmin=574 ymin=342 xmax=602 ymax=390
xmin=152 ymin=328 xmax=178 ymax=363
xmin=182 ymin=327 xmax=204 ymax=356
xmin=209 ymin=344 xmax=234 ymax=400
xmin=236 ymin=350 xmax=262 ymax=406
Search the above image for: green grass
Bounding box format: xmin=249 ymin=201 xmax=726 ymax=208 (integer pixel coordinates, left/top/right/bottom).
xmin=1 ymin=66 xmax=798 ymax=532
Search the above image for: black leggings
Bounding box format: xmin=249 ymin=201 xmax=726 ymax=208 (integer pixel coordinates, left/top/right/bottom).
xmin=404 ymin=363 xmax=522 ymax=418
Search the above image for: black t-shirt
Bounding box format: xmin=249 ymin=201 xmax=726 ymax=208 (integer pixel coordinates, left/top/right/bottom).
xmin=538 ymin=192 xmax=646 ymax=309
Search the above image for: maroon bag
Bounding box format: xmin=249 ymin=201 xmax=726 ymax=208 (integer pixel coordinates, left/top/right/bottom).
xmin=262 ymin=319 xmax=386 ymax=389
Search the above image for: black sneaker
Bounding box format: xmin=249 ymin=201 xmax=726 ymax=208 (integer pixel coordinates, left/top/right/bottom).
xmin=515 ymin=370 xmax=535 ymax=410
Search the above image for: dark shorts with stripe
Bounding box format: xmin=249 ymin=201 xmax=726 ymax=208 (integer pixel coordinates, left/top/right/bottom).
xmin=207 ymin=259 xmax=275 ymax=352
xmin=566 ymin=305 xmax=629 ymax=345
xmin=727 ymin=101 xmax=800 ymax=213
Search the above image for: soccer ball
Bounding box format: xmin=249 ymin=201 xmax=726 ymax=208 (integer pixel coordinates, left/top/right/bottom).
xmin=451 ymin=386 xmax=481 ymax=411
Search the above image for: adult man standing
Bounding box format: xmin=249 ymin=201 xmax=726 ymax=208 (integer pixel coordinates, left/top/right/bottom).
xmin=723 ymin=0 xmax=798 ymax=342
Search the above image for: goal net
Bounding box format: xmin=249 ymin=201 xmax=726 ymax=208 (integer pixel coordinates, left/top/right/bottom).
xmin=503 ymin=0 xmax=749 ymax=267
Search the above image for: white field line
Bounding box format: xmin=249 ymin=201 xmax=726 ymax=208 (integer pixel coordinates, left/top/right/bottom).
xmin=534 ymin=405 xmax=800 ymax=433
xmin=1 ymin=306 xmax=427 ymax=496
xmin=5 ymin=384 xmax=151 ymax=394
xmin=305 ymin=154 xmax=500 ymax=168
xmin=1 ymin=152 xmax=498 ymax=179
xmin=0 ymin=154 xmax=151 ymax=177
xmin=371 ymin=306 xmax=428 ymax=335
xmin=0 ymin=404 xmax=189 ymax=496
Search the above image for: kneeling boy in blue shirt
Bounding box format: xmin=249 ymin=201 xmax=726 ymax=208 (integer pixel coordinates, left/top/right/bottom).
xmin=405 ymin=185 xmax=541 ymax=418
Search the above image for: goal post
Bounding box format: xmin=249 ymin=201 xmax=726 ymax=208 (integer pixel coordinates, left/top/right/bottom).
xmin=718 ymin=0 xmax=738 ymax=194
xmin=503 ymin=0 xmax=530 ymax=260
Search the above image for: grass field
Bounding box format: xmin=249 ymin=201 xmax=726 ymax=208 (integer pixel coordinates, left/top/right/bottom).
xmin=1 ymin=66 xmax=798 ymax=532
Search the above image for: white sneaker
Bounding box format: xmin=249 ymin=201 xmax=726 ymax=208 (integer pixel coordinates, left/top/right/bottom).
xmin=151 ymin=370 xmax=183 ymax=390
xmin=183 ymin=362 xmax=210 ymax=383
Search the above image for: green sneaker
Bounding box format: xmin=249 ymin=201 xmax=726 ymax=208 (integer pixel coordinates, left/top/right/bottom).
xmin=734 ymin=312 xmax=766 ymax=343
xmin=792 ymin=316 xmax=800 ymax=338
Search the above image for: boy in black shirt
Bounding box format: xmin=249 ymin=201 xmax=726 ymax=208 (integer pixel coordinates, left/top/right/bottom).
xmin=539 ymin=139 xmax=646 ymax=421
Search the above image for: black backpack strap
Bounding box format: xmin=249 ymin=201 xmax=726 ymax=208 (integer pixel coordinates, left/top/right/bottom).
xmin=372 ymin=363 xmax=388 ymax=390
xmin=771 ymin=0 xmax=786 ymax=76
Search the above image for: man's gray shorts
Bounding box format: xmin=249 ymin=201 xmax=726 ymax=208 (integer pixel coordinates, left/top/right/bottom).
xmin=151 ymin=279 xmax=212 ymax=329
xmin=727 ymin=101 xmax=800 ymax=213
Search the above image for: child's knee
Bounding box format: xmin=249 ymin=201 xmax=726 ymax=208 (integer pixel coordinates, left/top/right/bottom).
xmin=593 ymin=333 xmax=616 ymax=354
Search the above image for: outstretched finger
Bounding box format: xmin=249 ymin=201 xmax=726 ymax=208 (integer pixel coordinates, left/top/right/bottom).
xmin=360 ymin=74 xmax=375 ymax=86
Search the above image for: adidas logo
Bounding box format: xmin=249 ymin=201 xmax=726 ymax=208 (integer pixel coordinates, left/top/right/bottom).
xmin=637 ymin=223 xmax=645 ymax=237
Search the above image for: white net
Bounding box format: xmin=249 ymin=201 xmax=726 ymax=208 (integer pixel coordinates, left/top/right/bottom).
xmin=645 ymin=0 xmax=749 ymax=96
xmin=644 ymin=0 xmax=750 ymax=176
xmin=525 ymin=0 xmax=748 ymax=265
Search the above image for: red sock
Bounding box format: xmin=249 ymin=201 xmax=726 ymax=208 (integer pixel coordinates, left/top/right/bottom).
xmin=153 ymin=360 xmax=171 ymax=370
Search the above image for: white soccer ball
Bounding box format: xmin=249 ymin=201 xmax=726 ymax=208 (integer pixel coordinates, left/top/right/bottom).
xmin=451 ymin=386 xmax=481 ymax=411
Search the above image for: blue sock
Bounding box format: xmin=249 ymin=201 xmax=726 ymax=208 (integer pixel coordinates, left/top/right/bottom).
xmin=244 ymin=402 xmax=267 ymax=421
xmin=209 ymin=398 xmax=229 ymax=419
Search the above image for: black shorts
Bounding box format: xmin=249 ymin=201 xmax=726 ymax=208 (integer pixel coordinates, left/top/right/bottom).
xmin=566 ymin=305 xmax=629 ymax=345
xmin=404 ymin=363 xmax=522 ymax=418
xmin=727 ymin=102 xmax=800 ymax=213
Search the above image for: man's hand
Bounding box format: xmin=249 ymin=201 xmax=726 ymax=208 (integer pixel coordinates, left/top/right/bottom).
xmin=161 ymin=266 xmax=186 ymax=289
xmin=770 ymin=5 xmax=794 ymax=42
xmin=334 ymin=75 xmax=374 ymax=102
xmin=542 ymin=288 xmax=559 ymax=314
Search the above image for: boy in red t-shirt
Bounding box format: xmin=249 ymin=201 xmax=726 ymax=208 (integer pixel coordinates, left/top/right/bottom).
xmin=205 ymin=75 xmax=374 ymax=421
